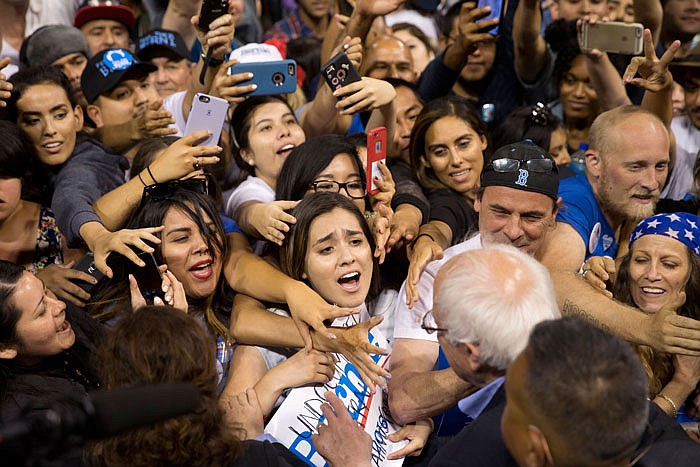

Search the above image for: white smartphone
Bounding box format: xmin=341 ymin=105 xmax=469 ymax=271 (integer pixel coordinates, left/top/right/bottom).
xmin=581 ymin=21 xmax=643 ymax=55
xmin=184 ymin=93 xmax=229 ymax=146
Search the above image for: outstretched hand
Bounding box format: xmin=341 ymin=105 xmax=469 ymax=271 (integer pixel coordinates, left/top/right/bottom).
xmin=312 ymin=391 xmax=373 ymax=467
xmin=405 ymin=235 xmax=444 ymax=307
xmin=91 ymin=226 xmax=164 ymax=278
xmin=314 ymin=316 xmax=390 ymax=390
xmin=285 ymin=281 xmax=361 ymax=351
xmin=645 ymin=291 xmax=700 ymax=355
xmin=148 ymin=129 xmax=222 ymax=182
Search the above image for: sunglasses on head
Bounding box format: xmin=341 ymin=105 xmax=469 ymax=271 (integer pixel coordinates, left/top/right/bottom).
xmin=487 ymin=157 xmax=557 ymax=174
xmin=143 ymin=177 xmax=208 ymax=201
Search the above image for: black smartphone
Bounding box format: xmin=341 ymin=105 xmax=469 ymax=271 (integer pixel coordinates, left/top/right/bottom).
xmin=336 ymin=0 xmax=353 ymax=17
xmin=199 ymin=0 xmax=228 ymax=31
xmin=321 ymin=51 xmax=362 ymax=95
xmin=130 ymin=251 xmax=165 ymax=304
xmin=71 ymin=252 xmax=105 ymax=294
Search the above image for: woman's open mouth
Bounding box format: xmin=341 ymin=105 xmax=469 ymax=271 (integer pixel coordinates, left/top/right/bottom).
xmin=337 ymin=271 xmax=361 ymax=292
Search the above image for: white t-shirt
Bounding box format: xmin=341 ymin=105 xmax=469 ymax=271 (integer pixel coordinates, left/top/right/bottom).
xmin=392 ymin=234 xmax=482 ymax=343
xmin=26 ymin=0 xmax=81 ymax=34
xmin=163 ymin=90 xmax=187 ymax=136
xmin=225 ymin=175 xmax=275 ymax=220
xmin=663 ymin=115 xmax=700 ymax=200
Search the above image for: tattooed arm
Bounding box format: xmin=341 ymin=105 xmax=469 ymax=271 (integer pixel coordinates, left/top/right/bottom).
xmin=540 ymin=222 xmax=700 ymax=355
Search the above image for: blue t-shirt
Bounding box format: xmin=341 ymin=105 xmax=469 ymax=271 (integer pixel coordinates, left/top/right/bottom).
xmin=219 ymin=213 xmax=243 ymax=235
xmin=557 ymin=175 xmax=617 ymax=260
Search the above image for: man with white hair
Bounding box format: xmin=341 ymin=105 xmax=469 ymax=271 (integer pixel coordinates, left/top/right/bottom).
xmin=389 ymin=141 xmax=560 ymax=445
xmin=431 ymin=244 xmax=560 ymax=387
xmin=314 ymin=243 xmax=561 ymax=466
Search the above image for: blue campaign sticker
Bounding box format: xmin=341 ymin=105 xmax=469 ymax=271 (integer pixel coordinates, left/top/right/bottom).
xmin=103 ymin=49 xmax=133 ymax=72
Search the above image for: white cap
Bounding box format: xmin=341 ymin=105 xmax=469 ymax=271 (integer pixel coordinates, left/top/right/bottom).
xmin=229 ymin=43 xmax=283 ymax=63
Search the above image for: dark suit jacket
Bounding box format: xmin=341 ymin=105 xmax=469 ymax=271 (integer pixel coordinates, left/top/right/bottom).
xmin=428 ymin=388 xmax=700 ymax=467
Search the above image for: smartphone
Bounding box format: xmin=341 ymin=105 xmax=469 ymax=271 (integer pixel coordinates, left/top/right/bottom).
xmin=71 ymin=252 xmax=105 ymax=294
xmin=336 ymin=0 xmax=353 ymax=17
xmin=229 ymin=60 xmax=297 ymax=96
xmin=321 ymin=51 xmax=362 ymax=94
xmin=581 ymin=21 xmax=643 ymax=55
xmin=477 ymin=0 xmax=502 ymax=35
xmin=130 ymin=251 xmax=164 ymax=305
xmin=366 ymin=127 xmax=387 ymax=195
xmin=184 ymin=93 xmax=228 ymax=147
xmin=199 ymin=0 xmax=228 ymax=31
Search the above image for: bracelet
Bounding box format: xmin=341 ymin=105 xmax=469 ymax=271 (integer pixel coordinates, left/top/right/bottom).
xmin=414 ymin=233 xmax=436 ymax=243
xmin=656 ymin=393 xmax=678 ymax=418
xmin=146 ymin=165 xmax=159 ymax=184
xmin=137 ymin=171 xmax=147 ymax=187
xmin=200 ymin=51 xmax=224 ymax=68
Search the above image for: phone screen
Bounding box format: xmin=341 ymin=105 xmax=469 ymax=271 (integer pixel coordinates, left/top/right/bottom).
xmin=131 ymin=251 xmax=164 ymax=304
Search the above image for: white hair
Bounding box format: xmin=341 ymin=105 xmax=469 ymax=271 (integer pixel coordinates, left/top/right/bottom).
xmin=433 ymin=244 xmax=561 ymax=370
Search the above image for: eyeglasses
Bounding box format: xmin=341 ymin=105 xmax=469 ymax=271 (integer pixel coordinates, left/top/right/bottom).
xmin=487 ymin=158 xmax=557 ymax=174
xmin=530 ymin=102 xmax=552 ymax=126
xmin=420 ymin=309 xmax=448 ymax=335
xmin=143 ymin=177 xmax=208 ymax=201
xmin=309 ymin=179 xmax=366 ymax=199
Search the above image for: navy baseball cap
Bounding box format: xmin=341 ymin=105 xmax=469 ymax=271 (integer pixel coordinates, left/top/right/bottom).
xmin=481 ymin=141 xmax=559 ymax=200
xmin=81 ymin=48 xmax=156 ymax=103
xmin=137 ymin=29 xmax=190 ymax=62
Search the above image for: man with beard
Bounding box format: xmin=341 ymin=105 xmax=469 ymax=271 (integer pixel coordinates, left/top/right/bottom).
xmin=540 ymin=105 xmax=700 ymax=355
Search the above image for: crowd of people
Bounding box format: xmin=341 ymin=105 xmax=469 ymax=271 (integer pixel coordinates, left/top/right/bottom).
xmin=1 ymin=0 xmax=700 ymax=465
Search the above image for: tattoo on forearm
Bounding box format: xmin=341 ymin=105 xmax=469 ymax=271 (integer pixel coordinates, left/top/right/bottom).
xmin=562 ymin=299 xmax=613 ymax=333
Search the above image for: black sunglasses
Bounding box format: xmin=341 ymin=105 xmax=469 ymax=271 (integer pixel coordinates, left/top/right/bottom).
xmin=143 ymin=177 xmax=208 ymax=201
xmin=487 ymin=158 xmax=557 ymax=174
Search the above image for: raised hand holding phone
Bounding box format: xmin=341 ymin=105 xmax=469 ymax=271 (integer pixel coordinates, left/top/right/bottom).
xmin=366 ymin=127 xmax=387 ymax=195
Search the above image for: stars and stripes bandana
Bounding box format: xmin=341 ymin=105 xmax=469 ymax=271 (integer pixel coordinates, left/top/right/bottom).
xmin=630 ymin=212 xmax=700 ymax=256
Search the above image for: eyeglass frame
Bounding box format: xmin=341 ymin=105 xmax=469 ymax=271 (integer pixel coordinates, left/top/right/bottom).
xmin=308 ymin=179 xmax=367 ymax=199
xmin=420 ymin=309 xmax=448 ymax=335
xmin=486 ymin=157 xmax=557 ymax=174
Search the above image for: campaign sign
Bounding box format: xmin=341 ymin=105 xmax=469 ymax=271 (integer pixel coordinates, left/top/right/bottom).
xmin=265 ymin=321 xmax=406 ymax=466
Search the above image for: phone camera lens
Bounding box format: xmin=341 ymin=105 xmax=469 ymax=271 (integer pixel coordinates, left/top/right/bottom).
xmin=199 ymin=95 xmax=210 ymax=103
xmin=288 ymin=64 xmax=295 ymax=75
xmin=272 ymin=72 xmax=285 ymax=86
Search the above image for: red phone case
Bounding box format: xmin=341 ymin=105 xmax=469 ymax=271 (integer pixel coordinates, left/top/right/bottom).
xmin=366 ymin=127 xmax=387 ymax=195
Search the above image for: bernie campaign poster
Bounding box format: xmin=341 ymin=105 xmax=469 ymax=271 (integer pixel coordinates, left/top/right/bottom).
xmin=265 ymin=319 xmax=406 ymax=467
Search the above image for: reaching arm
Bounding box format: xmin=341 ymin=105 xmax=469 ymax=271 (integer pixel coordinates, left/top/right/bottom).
xmin=540 ymin=222 xmax=700 ymax=355
xmin=634 ymin=0 xmax=663 ymax=44
xmin=93 ymin=131 xmax=222 ymax=231
xmin=513 ymin=0 xmax=548 ymax=82
xmin=388 ymin=337 xmax=475 ymax=425
xmin=162 ymin=0 xmax=200 ymax=49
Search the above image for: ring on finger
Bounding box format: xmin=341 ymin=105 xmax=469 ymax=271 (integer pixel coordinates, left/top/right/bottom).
xmin=193 ymin=158 xmax=201 ymax=170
